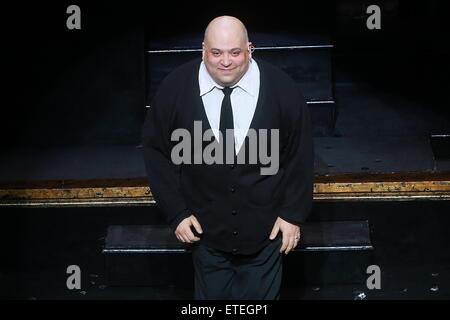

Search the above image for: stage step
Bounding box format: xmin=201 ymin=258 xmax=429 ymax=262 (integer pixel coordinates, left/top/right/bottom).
xmin=146 ymin=32 xmax=336 ymax=136
xmin=102 ymin=221 xmax=373 ymax=286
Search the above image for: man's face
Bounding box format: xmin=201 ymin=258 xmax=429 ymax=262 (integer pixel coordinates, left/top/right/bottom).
xmin=202 ymin=34 xmax=252 ymax=87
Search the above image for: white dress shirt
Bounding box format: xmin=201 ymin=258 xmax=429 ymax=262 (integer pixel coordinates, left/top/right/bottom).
xmin=198 ymin=59 xmax=260 ymax=155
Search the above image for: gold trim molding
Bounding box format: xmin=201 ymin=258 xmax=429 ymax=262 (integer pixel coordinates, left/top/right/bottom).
xmin=1 ymin=179 xmax=449 ymax=207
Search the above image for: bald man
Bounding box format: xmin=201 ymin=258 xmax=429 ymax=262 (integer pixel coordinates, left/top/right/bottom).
xmin=142 ymin=16 xmax=313 ymax=299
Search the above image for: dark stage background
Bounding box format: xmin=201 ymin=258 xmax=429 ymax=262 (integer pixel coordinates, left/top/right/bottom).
xmin=3 ymin=0 xmax=449 ymax=146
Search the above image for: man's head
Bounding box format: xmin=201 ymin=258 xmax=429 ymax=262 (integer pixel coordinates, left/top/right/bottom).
xmin=202 ymin=16 xmax=253 ymax=87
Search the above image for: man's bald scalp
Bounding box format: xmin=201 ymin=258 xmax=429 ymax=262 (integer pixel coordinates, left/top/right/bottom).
xmin=203 ymin=16 xmax=249 ymax=44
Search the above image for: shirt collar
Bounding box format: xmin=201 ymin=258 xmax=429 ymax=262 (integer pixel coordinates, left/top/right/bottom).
xmin=198 ymin=59 xmax=257 ymax=97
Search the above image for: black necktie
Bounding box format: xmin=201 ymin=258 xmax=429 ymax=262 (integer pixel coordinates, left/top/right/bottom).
xmin=220 ymin=87 xmax=235 ymax=161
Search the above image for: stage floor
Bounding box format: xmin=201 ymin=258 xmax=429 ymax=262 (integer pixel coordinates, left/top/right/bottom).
xmin=2 ymin=201 xmax=449 ymax=300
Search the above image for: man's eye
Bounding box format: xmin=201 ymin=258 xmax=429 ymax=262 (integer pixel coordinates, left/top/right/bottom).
xmin=232 ymin=51 xmax=241 ymax=56
xmin=212 ymin=51 xmax=221 ymax=56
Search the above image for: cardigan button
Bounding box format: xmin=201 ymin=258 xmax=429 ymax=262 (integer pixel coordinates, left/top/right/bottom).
xmin=233 ymin=231 xmax=238 ymax=236
xmin=232 ymin=248 xmax=238 ymax=254
xmin=230 ymin=186 xmax=236 ymax=193
xmin=231 ymin=210 xmax=237 ymax=216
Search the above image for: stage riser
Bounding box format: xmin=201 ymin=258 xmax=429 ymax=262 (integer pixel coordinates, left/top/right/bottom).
xmin=147 ymin=51 xmax=335 ymax=136
xmin=103 ymin=221 xmax=372 ymax=287
xmin=146 ymin=34 xmax=335 ymax=136
xmin=147 ymin=49 xmax=332 ymax=102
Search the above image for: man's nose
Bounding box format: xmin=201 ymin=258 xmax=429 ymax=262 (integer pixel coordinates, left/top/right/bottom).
xmin=221 ymin=54 xmax=232 ymax=67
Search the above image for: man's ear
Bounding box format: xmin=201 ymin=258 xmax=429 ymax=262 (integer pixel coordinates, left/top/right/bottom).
xmin=202 ymin=42 xmax=206 ymax=60
xmin=248 ymin=42 xmax=254 ymax=58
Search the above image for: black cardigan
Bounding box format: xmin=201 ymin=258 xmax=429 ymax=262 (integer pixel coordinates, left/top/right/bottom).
xmin=142 ymin=58 xmax=313 ymax=254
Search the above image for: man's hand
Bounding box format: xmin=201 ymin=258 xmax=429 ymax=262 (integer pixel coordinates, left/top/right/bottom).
xmin=175 ymin=215 xmax=203 ymax=243
xmin=269 ymin=217 xmax=301 ymax=254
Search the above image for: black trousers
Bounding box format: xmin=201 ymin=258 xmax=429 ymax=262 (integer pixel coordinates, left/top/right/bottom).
xmin=191 ymin=236 xmax=282 ymax=300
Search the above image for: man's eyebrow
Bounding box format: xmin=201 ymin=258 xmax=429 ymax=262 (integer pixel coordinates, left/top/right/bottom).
xmin=209 ymin=48 xmax=243 ymax=52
